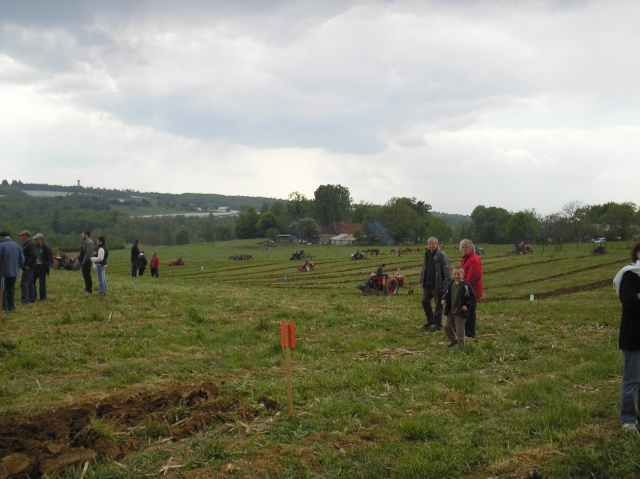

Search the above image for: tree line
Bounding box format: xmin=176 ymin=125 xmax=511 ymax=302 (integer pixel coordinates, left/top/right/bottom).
xmin=0 ymin=181 xmax=638 ymax=251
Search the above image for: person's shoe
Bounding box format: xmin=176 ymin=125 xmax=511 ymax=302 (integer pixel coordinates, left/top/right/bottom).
xmin=447 ymin=340 xmax=457 ymax=348
xmin=622 ymin=423 xmax=638 ymax=432
xmin=423 ymin=321 xmax=434 ymax=330
xmin=429 ymin=325 xmax=442 ymax=333
xmin=83 ymin=291 xmax=92 ymax=294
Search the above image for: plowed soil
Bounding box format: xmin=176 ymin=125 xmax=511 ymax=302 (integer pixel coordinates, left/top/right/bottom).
xmin=0 ymin=382 xmax=278 ymax=478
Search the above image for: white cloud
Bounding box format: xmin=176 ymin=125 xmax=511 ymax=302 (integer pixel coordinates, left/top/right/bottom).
xmin=0 ymin=0 xmax=639 ymax=216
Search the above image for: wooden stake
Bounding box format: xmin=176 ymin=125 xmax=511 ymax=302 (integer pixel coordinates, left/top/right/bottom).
xmin=285 ymin=326 xmax=293 ymax=418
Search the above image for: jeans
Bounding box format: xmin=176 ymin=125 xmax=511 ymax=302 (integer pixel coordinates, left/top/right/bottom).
xmin=96 ymin=264 xmax=107 ymax=294
xmin=20 ymin=268 xmax=36 ymax=302
xmin=621 ymin=350 xmax=640 ymax=425
xmin=421 ymin=287 xmax=443 ymax=327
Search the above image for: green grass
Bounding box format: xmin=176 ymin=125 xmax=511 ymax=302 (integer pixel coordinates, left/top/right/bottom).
xmin=1 ymin=240 xmax=638 ymax=478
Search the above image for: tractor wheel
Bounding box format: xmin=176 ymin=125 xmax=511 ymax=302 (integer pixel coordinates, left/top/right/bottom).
xmin=384 ymin=277 xmax=399 ymax=295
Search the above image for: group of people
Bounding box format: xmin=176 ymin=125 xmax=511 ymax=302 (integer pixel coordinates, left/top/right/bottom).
xmin=79 ymin=230 xmax=109 ymax=295
xmin=418 ymin=237 xmax=483 ymax=348
xmin=130 ymin=240 xmax=160 ymax=278
xmin=0 ymin=230 xmax=54 ymax=311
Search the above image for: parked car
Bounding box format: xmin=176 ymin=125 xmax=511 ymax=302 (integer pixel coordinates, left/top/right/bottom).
xmin=592 ymin=237 xmax=606 ymax=243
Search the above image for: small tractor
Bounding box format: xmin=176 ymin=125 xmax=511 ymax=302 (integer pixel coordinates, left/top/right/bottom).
xmin=356 ymin=272 xmax=407 ymax=295
xmin=168 ymin=257 xmax=185 ymax=266
xmin=297 ymin=261 xmax=316 ymax=272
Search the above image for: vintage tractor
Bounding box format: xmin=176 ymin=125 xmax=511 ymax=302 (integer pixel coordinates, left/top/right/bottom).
xmin=290 ymin=250 xmax=306 ymax=260
xmin=356 ymin=272 xmax=407 ymax=295
xmin=592 ymin=241 xmax=607 ymax=255
xmin=351 ymin=251 xmax=366 ymax=260
xmin=508 ymin=243 xmax=533 ymax=255
xmin=168 ymin=257 xmax=185 ymax=266
xmin=297 ymin=261 xmax=316 ymax=272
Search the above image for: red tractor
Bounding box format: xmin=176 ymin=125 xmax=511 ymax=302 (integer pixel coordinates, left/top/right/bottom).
xmin=297 ymin=261 xmax=316 ymax=272
xmin=168 ymin=257 xmax=185 ymax=266
xmin=357 ymin=272 xmax=407 ymax=295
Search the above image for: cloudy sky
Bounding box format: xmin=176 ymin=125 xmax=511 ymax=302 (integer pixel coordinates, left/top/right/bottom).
xmin=1 ymin=0 xmax=638 ymax=216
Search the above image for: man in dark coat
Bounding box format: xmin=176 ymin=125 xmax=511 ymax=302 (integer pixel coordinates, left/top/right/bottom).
xmin=419 ymin=237 xmax=451 ymax=332
xmin=32 ymin=233 xmax=54 ymax=301
xmin=19 ymin=230 xmax=37 ymax=303
xmin=131 ymin=240 xmax=140 ymax=277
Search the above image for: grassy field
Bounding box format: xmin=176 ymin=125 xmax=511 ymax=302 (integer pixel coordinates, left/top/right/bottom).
xmin=1 ymin=240 xmax=639 ymax=478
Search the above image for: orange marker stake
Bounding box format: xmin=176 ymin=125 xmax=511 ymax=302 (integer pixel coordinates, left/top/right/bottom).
xmin=280 ymin=322 xmax=296 ymax=417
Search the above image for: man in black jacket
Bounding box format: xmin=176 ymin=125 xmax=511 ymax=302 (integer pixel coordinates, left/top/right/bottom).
xmin=131 ymin=240 xmax=140 ymax=277
xmin=19 ymin=230 xmax=37 ymax=303
xmin=32 ymin=233 xmax=54 ymax=301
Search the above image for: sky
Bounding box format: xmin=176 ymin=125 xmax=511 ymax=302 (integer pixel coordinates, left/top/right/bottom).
xmin=1 ymin=0 xmax=639 ymax=216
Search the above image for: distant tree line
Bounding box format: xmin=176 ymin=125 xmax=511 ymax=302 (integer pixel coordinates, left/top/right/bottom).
xmin=0 ymin=181 xmax=638 ymax=251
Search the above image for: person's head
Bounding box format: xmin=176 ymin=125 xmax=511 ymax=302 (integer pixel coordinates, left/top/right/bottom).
xmin=19 ymin=230 xmax=31 ymax=243
xmin=0 ymin=231 xmax=9 ymax=239
xmin=81 ymin=230 xmax=91 ymax=240
xmin=97 ymin=236 xmax=106 ymax=245
xmin=427 ymin=237 xmax=439 ymax=252
xmin=631 ymin=240 xmax=640 ymax=263
xmin=134 ymin=239 xmax=139 ymax=245
xmin=33 ymin=233 xmax=44 ymax=245
xmin=452 ymin=266 xmax=465 ymax=283
xmin=459 ymin=239 xmax=474 ymax=255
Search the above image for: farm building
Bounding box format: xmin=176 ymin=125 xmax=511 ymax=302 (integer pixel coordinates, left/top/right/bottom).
xmin=319 ymin=222 xmax=363 ymax=245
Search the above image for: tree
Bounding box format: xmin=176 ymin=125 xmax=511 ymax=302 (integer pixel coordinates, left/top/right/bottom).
xmin=505 ymin=211 xmax=540 ymax=243
xmin=287 ymin=192 xmax=312 ymax=222
xmin=378 ymin=197 xmax=421 ymax=243
xmin=313 ymin=184 xmax=352 ymax=227
xmin=427 ymin=216 xmax=454 ymax=243
xmin=601 ymin=202 xmax=638 ymax=240
xmin=539 ymin=213 xmax=565 ymax=244
xmin=560 ymin=200 xmax=593 ymax=242
xmin=256 ymin=211 xmax=278 ymax=237
xmin=176 ymin=230 xmax=190 ymax=245
xmin=235 ymin=207 xmax=259 ymax=239
xmin=199 ymin=215 xmax=216 ymax=242
xmin=453 ymin=220 xmax=476 ymax=242
xmin=471 ymin=205 xmax=511 ymax=243
xmin=287 ymin=217 xmax=319 ymax=241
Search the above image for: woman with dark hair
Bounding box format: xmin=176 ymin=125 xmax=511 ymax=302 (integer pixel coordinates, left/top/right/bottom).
xmin=91 ymin=236 xmax=109 ymax=296
xmin=614 ymin=240 xmax=640 ymax=431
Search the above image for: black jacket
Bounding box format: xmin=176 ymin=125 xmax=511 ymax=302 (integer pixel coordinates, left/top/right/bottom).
xmin=442 ymin=280 xmax=477 ymax=319
xmin=619 ymin=271 xmax=640 ymax=351
xmin=22 ymin=240 xmax=38 ymax=270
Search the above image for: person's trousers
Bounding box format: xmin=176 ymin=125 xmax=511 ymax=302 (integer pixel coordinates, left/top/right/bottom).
xmin=96 ymin=264 xmax=107 ymax=293
xmin=465 ymin=303 xmax=477 ymax=338
xmin=20 ymin=268 xmax=35 ymax=303
xmin=151 ymin=268 xmax=158 ymax=278
xmin=131 ymin=262 xmax=138 ymax=277
xmin=620 ymin=350 xmax=640 ymax=425
xmin=33 ymin=265 xmax=48 ymax=300
xmin=445 ymin=313 xmax=467 ymax=346
xmin=82 ymin=263 xmax=93 ymax=293
xmin=2 ymin=277 xmax=17 ymax=310
xmin=421 ymin=287 xmax=443 ymax=327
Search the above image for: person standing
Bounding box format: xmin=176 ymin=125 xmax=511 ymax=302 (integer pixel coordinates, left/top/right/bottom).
xmin=150 ymin=252 xmax=160 ymax=278
xmin=0 ymin=231 xmax=25 ymax=312
xmin=79 ymin=231 xmax=94 ymax=294
xmin=131 ymin=240 xmax=140 ymax=277
xmin=138 ymin=251 xmax=147 ymax=276
xmin=459 ymin=239 xmax=484 ymax=338
xmin=441 ymin=266 xmax=477 ymax=348
xmin=19 ymin=230 xmax=37 ymax=304
xmin=91 ymin=236 xmax=109 ymax=296
xmin=613 ymin=240 xmax=640 ymax=431
xmin=32 ymin=233 xmax=54 ymax=301
xmin=419 ymin=237 xmax=451 ymax=332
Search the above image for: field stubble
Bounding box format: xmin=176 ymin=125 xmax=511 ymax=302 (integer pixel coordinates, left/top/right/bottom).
xmin=0 ymin=241 xmax=639 ymax=478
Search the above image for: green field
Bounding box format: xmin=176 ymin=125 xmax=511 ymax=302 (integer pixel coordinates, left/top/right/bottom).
xmin=1 ymin=240 xmax=639 ymax=478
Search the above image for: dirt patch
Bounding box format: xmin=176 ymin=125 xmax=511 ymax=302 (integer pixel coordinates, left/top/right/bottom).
xmin=0 ymin=382 xmax=278 ymax=479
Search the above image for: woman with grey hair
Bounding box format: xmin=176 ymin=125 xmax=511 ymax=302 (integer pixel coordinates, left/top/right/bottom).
xmin=459 ymin=239 xmax=483 ymax=338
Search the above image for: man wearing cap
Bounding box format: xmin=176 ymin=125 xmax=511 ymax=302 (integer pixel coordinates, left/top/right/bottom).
xmin=0 ymin=232 xmax=25 ymax=312
xmin=33 ymin=233 xmax=54 ymax=301
xmin=19 ymin=230 xmax=37 ymax=303
xmin=79 ymin=231 xmax=94 ymax=294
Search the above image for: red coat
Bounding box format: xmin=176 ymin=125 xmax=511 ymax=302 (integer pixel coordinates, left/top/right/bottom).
xmin=150 ymin=255 xmax=160 ymax=269
xmin=461 ymin=251 xmax=483 ymax=299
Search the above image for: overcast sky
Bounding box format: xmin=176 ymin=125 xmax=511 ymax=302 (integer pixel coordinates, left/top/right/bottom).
xmin=1 ymin=0 xmax=638 ymax=216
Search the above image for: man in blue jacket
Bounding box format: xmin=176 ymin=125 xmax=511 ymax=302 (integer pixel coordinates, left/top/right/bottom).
xmin=0 ymin=231 xmax=25 ymax=312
